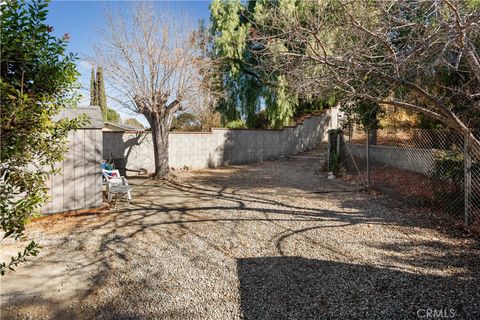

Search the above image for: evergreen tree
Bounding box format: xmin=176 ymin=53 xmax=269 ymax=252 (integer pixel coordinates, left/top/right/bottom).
xmin=105 ymin=108 xmax=120 ymax=123
xmin=96 ymin=66 xmax=107 ymax=118
xmin=209 ymin=0 xmax=323 ymax=128
xmin=90 ymin=67 xmax=97 ymax=105
xmin=91 ymin=66 xmax=120 ymax=123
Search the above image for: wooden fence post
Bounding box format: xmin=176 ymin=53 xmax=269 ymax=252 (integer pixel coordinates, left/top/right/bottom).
xmin=366 ymin=129 xmax=371 ymax=187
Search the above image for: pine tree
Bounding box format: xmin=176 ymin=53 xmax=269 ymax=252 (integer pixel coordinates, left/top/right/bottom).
xmin=90 ymin=67 xmax=97 ymax=105
xmin=96 ymin=66 xmax=107 ymax=118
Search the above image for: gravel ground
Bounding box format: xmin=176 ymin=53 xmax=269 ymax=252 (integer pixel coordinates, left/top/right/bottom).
xmin=1 ymin=149 xmax=480 ymax=319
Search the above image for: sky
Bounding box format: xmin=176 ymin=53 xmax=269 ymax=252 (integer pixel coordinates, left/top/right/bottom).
xmin=46 ymin=0 xmax=212 ymax=125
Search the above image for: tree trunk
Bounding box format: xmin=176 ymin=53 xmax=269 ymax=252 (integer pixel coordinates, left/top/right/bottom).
xmin=464 ymin=45 xmax=480 ymax=84
xmin=145 ymin=112 xmax=172 ymax=179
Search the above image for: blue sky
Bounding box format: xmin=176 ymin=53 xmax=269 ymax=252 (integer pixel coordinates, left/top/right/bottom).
xmin=46 ymin=0 xmax=212 ymax=124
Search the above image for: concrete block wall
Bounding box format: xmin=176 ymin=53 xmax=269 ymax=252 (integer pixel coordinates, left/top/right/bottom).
xmin=103 ymin=107 xmax=341 ymax=173
xmin=346 ymin=143 xmax=436 ymax=174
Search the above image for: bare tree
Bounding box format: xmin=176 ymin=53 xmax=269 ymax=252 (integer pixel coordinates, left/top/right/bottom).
xmin=251 ymin=0 xmax=480 ymax=140
xmin=93 ymin=3 xmax=202 ymax=178
xmin=186 ymin=58 xmax=223 ymax=131
xmin=186 ymin=92 xmax=222 ymax=131
xmin=185 ymin=21 xmax=224 ymax=131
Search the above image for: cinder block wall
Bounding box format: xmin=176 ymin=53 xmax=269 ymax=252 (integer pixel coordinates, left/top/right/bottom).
xmin=345 ymin=143 xmax=436 ymax=174
xmin=103 ymin=108 xmax=341 ymax=173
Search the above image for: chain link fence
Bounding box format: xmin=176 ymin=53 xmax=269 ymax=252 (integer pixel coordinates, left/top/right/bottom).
xmin=466 ymin=131 xmax=480 ymax=225
xmin=328 ymin=126 xmax=480 ymax=226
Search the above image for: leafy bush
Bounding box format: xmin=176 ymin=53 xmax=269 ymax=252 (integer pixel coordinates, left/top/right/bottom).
xmin=428 ymin=150 xmax=464 ymax=214
xmin=225 ymin=119 xmax=247 ymax=129
xmin=105 ymin=108 xmax=120 ymax=123
xmin=330 ymin=152 xmax=341 ymax=173
xmin=1 ymin=0 xmax=83 ymax=275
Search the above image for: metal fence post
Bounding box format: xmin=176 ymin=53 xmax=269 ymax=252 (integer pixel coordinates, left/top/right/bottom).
xmin=327 ymin=132 xmax=331 ymax=171
xmin=366 ymin=129 xmax=371 ymax=187
xmin=464 ymin=132 xmax=472 ymax=225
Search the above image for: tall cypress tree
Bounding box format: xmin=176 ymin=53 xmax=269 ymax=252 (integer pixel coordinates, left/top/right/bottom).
xmin=96 ymin=66 xmax=107 ymax=118
xmin=90 ymin=67 xmax=97 ymax=105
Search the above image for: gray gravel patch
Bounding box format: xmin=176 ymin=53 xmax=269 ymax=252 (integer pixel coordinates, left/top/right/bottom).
xmin=1 ymin=149 xmax=479 ymax=319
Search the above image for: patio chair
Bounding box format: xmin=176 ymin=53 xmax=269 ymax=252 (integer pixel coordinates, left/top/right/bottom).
xmin=102 ymin=169 xmax=132 ymax=209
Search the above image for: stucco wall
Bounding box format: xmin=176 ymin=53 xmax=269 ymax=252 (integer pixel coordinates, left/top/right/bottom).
xmin=103 ymin=108 xmax=341 ymax=173
xmin=345 ymin=143 xmax=436 ymax=174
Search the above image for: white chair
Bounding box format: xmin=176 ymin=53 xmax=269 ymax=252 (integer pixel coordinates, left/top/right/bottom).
xmin=102 ymin=169 xmax=132 ymax=209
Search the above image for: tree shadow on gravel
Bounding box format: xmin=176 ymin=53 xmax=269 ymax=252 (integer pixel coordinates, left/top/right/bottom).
xmin=237 ymin=256 xmax=480 ymax=320
xmin=173 ymin=166 xmax=478 ymax=242
xmin=3 ymin=162 xmax=479 ymax=319
xmin=364 ymin=239 xmax=480 ymax=274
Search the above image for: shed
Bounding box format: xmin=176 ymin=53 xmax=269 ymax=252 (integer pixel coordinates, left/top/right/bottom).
xmin=41 ymin=106 xmax=104 ymax=214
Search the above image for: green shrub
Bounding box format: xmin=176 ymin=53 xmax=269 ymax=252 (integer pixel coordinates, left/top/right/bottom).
xmin=327 ymin=129 xmax=343 ymax=173
xmin=1 ymin=0 xmax=84 ymax=275
xmin=428 ymin=150 xmax=464 ymax=214
xmin=330 ymin=152 xmax=341 ymax=173
xmin=225 ymin=119 xmax=247 ymax=129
